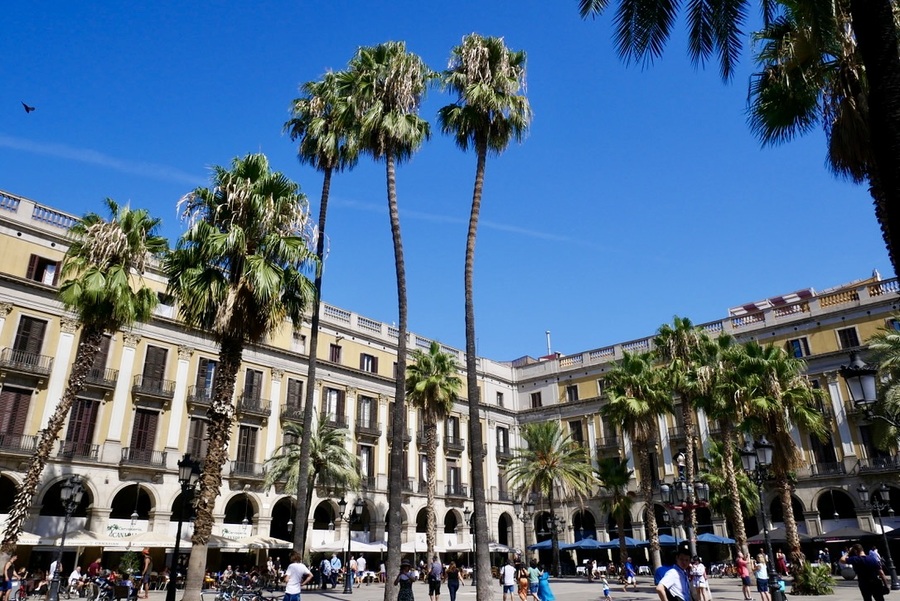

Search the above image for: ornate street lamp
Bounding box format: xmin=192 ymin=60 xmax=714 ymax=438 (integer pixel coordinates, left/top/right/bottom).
xmin=740 ymin=437 xmax=783 ymax=601
xmin=48 ymin=476 xmax=85 ymax=601
xmin=840 ymin=352 xmax=897 ymax=426
xmin=857 ymin=483 xmax=900 ymax=590
xmin=464 ymin=506 xmax=476 ymax=570
xmin=659 ymin=453 xmax=709 ymax=556
xmin=662 ymin=507 xmax=685 ymax=549
xmin=167 ymin=454 xmax=201 ymax=601
xmin=337 ymin=496 xmax=365 ymax=594
xmin=513 ymin=498 xmax=536 ymax=551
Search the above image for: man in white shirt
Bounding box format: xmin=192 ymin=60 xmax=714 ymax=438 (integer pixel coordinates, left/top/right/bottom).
xmin=356 ymin=556 xmax=367 ymax=586
xmin=500 ymin=559 xmax=517 ymax=601
xmin=283 ymin=552 xmax=313 ymax=601
xmin=656 ymin=548 xmax=694 ymax=601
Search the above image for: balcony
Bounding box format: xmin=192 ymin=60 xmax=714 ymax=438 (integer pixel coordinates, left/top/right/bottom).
xmin=132 ymin=375 xmax=176 ymax=407
xmin=445 ymin=484 xmax=468 ymax=498
xmin=237 ymin=395 xmax=271 ymax=419
xmin=230 ymin=461 xmax=266 ymax=479
xmin=187 ymin=385 xmax=213 ymax=409
xmin=809 ymin=462 xmax=846 ymax=477
xmin=58 ymin=441 xmax=99 ymax=461
xmin=85 ymin=366 xmax=119 ymax=390
xmin=0 ymin=348 xmax=53 ymax=380
xmin=496 ymin=447 xmax=514 ymax=462
xmin=498 ymin=490 xmax=512 ymax=502
xmin=445 ymin=436 xmax=465 ymax=454
xmin=597 ymin=436 xmax=620 ymax=451
xmin=0 ymin=433 xmax=38 ymax=454
xmin=858 ymin=456 xmax=900 ymax=474
xmin=418 ymin=480 xmax=429 ymax=494
xmin=324 ymin=413 xmax=348 ymax=429
xmin=402 ymin=478 xmax=415 ymax=493
xmin=280 ymin=403 xmax=305 ymax=423
xmin=359 ymin=475 xmax=377 ymax=490
xmin=355 ymin=419 xmax=381 ymax=440
xmin=668 ymin=427 xmax=686 ymax=442
xmin=387 ymin=426 xmax=411 ymax=446
xmin=120 ymin=447 xmax=167 ymax=468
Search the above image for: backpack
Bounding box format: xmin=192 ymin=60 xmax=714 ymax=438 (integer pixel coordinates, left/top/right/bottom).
xmin=321 ymin=560 xmax=332 ymax=576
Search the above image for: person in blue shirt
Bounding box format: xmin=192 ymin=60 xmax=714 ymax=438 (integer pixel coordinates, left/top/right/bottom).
xmin=842 ymin=543 xmax=889 ymax=601
xmin=623 ymin=558 xmax=637 ymax=593
xmin=655 ymin=548 xmax=693 ymax=601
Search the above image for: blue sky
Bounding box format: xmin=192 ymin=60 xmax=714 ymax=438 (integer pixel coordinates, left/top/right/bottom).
xmin=1 ymin=1 xmax=890 ymax=361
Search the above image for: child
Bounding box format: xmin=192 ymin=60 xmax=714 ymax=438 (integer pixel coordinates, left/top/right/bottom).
xmin=601 ymin=576 xmax=612 ymax=601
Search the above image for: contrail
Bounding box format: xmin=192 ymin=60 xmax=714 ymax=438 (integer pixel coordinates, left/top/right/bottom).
xmin=0 ymin=134 xmax=206 ymax=186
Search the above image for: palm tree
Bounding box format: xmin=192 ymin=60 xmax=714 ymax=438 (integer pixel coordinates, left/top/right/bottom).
xmin=264 ymin=413 xmax=360 ymax=517
xmin=438 ymin=34 xmax=531 ymax=596
xmin=164 ymin=153 xmax=315 ymax=601
xmin=602 ymin=351 xmax=672 ymax=569
xmin=654 ymin=317 xmax=704 ymax=542
xmin=507 ymin=421 xmax=594 ymax=577
xmin=284 ymin=70 xmax=359 ymax=553
xmin=406 ymin=341 xmax=462 ymax=559
xmin=342 ymin=42 xmax=433 ymax=601
xmin=740 ymin=341 xmax=827 ymax=571
xmin=865 ymin=324 xmax=900 ymax=443
xmin=577 ymin=0 xmax=900 ymax=276
xmin=594 ymin=456 xmax=633 ymax=565
xmin=0 ymin=199 xmax=166 ymax=555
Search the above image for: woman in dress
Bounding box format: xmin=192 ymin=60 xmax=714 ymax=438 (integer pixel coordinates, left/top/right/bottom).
xmin=517 ymin=562 xmax=529 ymax=601
xmin=395 ymin=560 xmax=415 ymax=601
xmin=445 ymin=562 xmax=461 ymax=601
xmin=537 ymin=566 xmax=555 ymax=601
xmin=775 ymin=550 xmax=788 ymax=577
xmin=690 ymin=556 xmax=711 ymax=601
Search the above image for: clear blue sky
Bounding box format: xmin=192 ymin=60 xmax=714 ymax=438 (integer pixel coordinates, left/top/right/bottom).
xmin=2 ymin=1 xmax=890 ymax=361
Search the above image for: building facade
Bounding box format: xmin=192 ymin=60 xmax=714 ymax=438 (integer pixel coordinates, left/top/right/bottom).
xmin=0 ymin=188 xmax=897 ymax=568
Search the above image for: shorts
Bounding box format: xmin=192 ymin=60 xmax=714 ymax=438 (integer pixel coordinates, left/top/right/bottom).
xmin=757 ymin=580 xmax=769 ymax=593
xmin=529 ymin=583 xmax=539 ymax=594
xmin=283 ymin=594 xmax=300 ymax=601
xmin=627 ymin=576 xmax=635 ymax=584
xmin=1 ymin=582 xmax=11 ymax=592
xmin=429 ymin=581 xmax=442 ymax=596
xmin=503 ymin=585 xmax=514 ymax=594
xmin=742 ymin=576 xmax=751 ymax=586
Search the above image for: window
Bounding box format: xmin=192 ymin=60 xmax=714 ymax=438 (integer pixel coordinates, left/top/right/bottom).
xmin=569 ymin=420 xmax=584 ymax=445
xmin=358 ymin=395 xmax=376 ymax=428
xmin=498 ymin=468 xmax=508 ymax=497
xmin=286 ymin=378 xmax=303 ymax=407
xmin=155 ymin=292 xmax=175 ymax=318
xmin=446 ymin=416 xmax=460 ymax=443
xmin=786 ymin=337 xmax=810 ymax=358
xmin=292 ymin=331 xmax=307 ymax=354
xmin=393 ymin=362 xmax=399 ymax=379
xmin=0 ymin=386 xmax=31 ymax=441
xmin=26 ymin=254 xmax=60 ymax=286
xmin=360 ymin=353 xmax=379 ymax=374
xmin=142 ymin=346 xmax=168 ymax=383
xmin=129 ymin=409 xmax=159 ymax=461
xmin=496 ymin=426 xmax=509 ymax=452
xmin=888 ymin=318 xmax=900 ymax=332
xmin=195 ymin=358 xmax=217 ymax=396
xmin=63 ymin=397 xmax=99 ymax=457
xmin=322 ymin=387 xmax=345 ymax=423
xmin=837 ymin=327 xmax=860 ymax=349
xmin=496 ymin=392 xmax=504 ymax=408
xmin=329 ymin=344 xmax=342 ymax=363
xmin=243 ymin=369 xmax=263 ymax=400
xmin=446 ymin=461 xmax=461 ymax=494
xmin=530 ymin=391 xmax=542 ymax=409
xmin=188 ymin=418 xmax=209 ymax=458
xmin=419 ymin=454 xmax=428 ymax=482
xmin=359 ymin=445 xmax=375 ymax=480
xmin=89 ymin=335 xmax=112 ymax=378
xmin=566 ymin=385 xmax=579 ymax=402
xmin=13 ymin=316 xmax=47 ymax=358
xmin=597 ymin=379 xmax=607 ymax=396
xmin=236 ymin=425 xmax=258 ymax=467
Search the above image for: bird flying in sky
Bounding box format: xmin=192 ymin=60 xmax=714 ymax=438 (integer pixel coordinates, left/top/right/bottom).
xmin=21 ymin=102 xmax=35 ymax=113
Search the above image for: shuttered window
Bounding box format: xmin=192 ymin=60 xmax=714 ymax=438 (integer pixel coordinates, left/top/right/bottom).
xmin=322 ymin=388 xmax=344 ymax=421
xmin=0 ymin=386 xmax=32 ymax=439
xmin=91 ymin=335 xmax=112 ymax=372
xmin=236 ymin=426 xmax=258 ymax=465
xmin=286 ymin=378 xmax=303 ymax=407
xmin=188 ymin=418 xmax=208 ymax=459
xmin=142 ymin=346 xmax=168 ymax=381
xmin=63 ymin=398 xmax=99 ymax=457
xmin=13 ymin=317 xmax=47 ymax=355
xmin=26 ymin=255 xmax=60 ymax=285
xmin=195 ymin=358 xmax=217 ymax=396
xmin=243 ymin=369 xmax=263 ymax=400
xmin=131 ymin=410 xmax=158 ymax=453
xmin=357 ymin=396 xmax=376 ymax=427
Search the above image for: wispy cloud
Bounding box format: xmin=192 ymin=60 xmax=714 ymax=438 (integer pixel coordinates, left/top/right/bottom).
xmin=0 ymin=134 xmax=206 ymax=186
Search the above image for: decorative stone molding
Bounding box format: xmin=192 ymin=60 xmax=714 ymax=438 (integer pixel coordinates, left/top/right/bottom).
xmin=346 ymin=386 xmax=357 ymax=397
xmin=60 ymin=318 xmax=79 ymax=334
xmin=122 ymin=332 xmax=141 ymax=348
xmin=0 ymin=303 xmax=12 ymax=318
xmin=178 ymin=345 xmax=195 ymax=360
xmin=271 ymin=368 xmax=284 ymax=382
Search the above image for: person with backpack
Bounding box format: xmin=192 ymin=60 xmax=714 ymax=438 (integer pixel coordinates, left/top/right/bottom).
xmin=656 ymin=548 xmax=694 ymax=601
xmin=319 ymin=558 xmax=332 ymax=590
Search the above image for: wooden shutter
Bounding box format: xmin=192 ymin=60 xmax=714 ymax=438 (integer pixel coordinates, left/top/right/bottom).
xmin=65 ymin=398 xmax=99 ymax=456
xmin=236 ymin=426 xmax=257 ymax=465
xmin=13 ymin=317 xmax=46 ymax=355
xmin=188 ymin=418 xmax=208 ymax=458
xmin=336 ymin=389 xmax=345 ymax=419
xmin=26 ymin=255 xmax=39 ymax=280
xmin=0 ymin=387 xmax=31 ymax=437
xmin=131 ymin=409 xmax=158 ymax=453
xmin=142 ymin=346 xmax=167 ymax=380
xmin=91 ymin=335 xmax=112 ymax=374
xmin=286 ymin=378 xmax=302 ymax=407
xmin=243 ymin=369 xmax=262 ymax=400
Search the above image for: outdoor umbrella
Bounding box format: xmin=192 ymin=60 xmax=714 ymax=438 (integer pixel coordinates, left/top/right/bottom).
xmin=747 ymin=528 xmax=812 ymax=544
xmin=527 ymin=539 xmax=553 ymax=551
xmin=657 ymin=534 xmax=678 ymax=546
xmin=597 ymin=537 xmax=648 ymax=549
xmin=813 ymin=527 xmax=878 ymax=543
xmin=560 ymin=538 xmax=605 ymax=551
xmin=697 ymin=533 xmax=736 ymax=545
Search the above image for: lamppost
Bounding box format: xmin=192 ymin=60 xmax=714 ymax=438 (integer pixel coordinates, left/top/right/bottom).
xmin=661 ymin=507 xmax=685 ymax=549
xmin=857 ymin=484 xmax=900 ymax=590
xmin=464 ymin=506 xmax=475 ymax=571
xmin=48 ymin=475 xmax=84 ymax=601
xmin=740 ymin=436 xmax=783 ymax=601
xmin=337 ymin=496 xmax=364 ymax=594
xmin=538 ymin=513 xmax=566 ymax=577
xmin=659 ymin=454 xmax=709 ymax=556
xmin=840 ymin=352 xmax=897 ymax=426
xmin=167 ymin=454 xmax=201 ymax=601
xmin=513 ymin=498 xmax=536 ymax=553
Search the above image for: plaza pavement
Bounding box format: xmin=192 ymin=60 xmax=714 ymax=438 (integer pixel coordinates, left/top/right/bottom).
xmin=144 ymin=575 xmax=870 ymax=601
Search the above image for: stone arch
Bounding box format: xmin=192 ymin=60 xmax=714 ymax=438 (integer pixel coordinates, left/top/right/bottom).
xmin=571 ymin=509 xmax=599 ymax=540
xmin=498 ymin=512 xmax=513 ymax=547
xmin=815 ymin=488 xmax=858 ymax=520
xmin=169 ymin=490 xmax=195 ymax=522
xmin=223 ymin=493 xmax=256 ymax=525
xmin=109 ymin=483 xmax=154 ymax=520
xmin=415 ymin=507 xmax=428 ymax=533
xmin=39 ymin=477 xmax=93 ymax=517
xmin=270 ymin=496 xmax=295 ymax=540
xmin=443 ymin=509 xmax=462 ymax=534
xmin=608 ymin=505 xmax=633 ymax=540
xmin=313 ymin=499 xmax=337 ymax=530
xmin=769 ymin=494 xmax=805 ymax=524
xmin=0 ymin=473 xmax=19 ymax=514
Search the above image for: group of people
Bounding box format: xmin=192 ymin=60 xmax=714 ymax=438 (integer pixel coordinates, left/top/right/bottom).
xmin=497 ymin=558 xmax=555 ymax=601
xmin=656 ymin=548 xmax=719 ymax=601
xmin=315 ymin=552 xmax=383 ymax=589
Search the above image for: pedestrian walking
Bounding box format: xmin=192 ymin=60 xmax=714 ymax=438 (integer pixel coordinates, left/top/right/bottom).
xmin=842 ymin=543 xmax=889 ymax=601
xmin=282 ymin=552 xmax=313 ymax=601
xmin=753 ymin=554 xmax=770 ymax=601
xmin=500 ymin=558 xmax=517 ymax=601
xmin=395 ymin=560 xmax=415 ymax=601
xmin=445 ymin=562 xmax=461 ymax=601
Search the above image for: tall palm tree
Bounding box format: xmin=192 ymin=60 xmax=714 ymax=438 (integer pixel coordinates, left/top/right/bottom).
xmin=577 ymin=0 xmax=900 ymax=277
xmin=865 ymin=324 xmax=900 ymax=442
xmin=507 ymin=421 xmax=594 ymax=577
xmin=654 ymin=317 xmax=704 ymax=543
xmin=698 ymin=439 xmax=759 ymax=532
xmin=602 ymin=351 xmax=672 ymax=569
xmin=0 ymin=199 xmax=166 ymax=555
xmin=594 ymin=456 xmax=633 ymax=564
xmin=164 ymin=153 xmax=315 ymax=601
xmin=740 ymin=341 xmax=826 ymax=571
xmin=264 ymin=413 xmax=359 ymax=517
xmin=406 ymin=341 xmax=462 ymax=559
xmin=342 ymin=42 xmax=433 ymax=601
xmin=284 ymin=70 xmax=359 ymax=553
xmin=438 ymin=33 xmax=531 ymax=595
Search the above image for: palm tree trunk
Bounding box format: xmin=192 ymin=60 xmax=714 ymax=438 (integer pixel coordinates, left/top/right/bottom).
xmin=850 ymin=0 xmax=900 ymax=274
xmin=682 ymin=400 xmax=697 ymax=545
xmin=0 ymin=324 xmax=104 ymax=555
xmin=775 ymin=472 xmax=805 ymax=573
xmin=425 ymin=417 xmax=437 ymax=559
xmin=465 ymin=144 xmax=492 ymax=600
xmin=549 ymin=488 xmax=561 ymax=578
xmin=721 ymin=423 xmax=748 ymax=556
xmin=638 ymin=445 xmax=661 ymax=569
xmin=384 ymin=153 xmax=408 ymax=601
xmin=183 ymin=337 xmax=242 ymax=601
xmin=294 ymin=166 xmax=333 ymax=553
